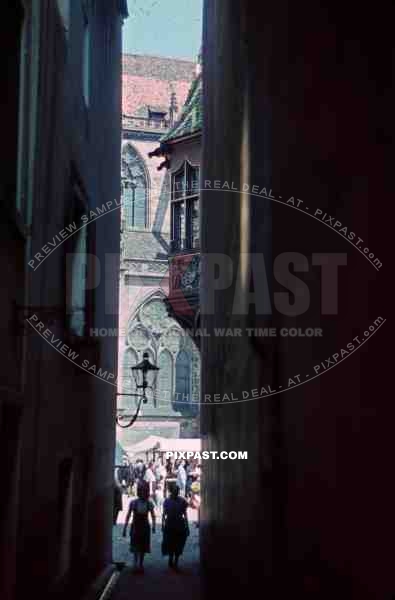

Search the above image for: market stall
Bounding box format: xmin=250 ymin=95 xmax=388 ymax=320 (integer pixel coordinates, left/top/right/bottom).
xmin=124 ymin=435 xmax=162 ymax=462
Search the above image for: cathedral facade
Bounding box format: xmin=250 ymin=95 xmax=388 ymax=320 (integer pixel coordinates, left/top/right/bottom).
xmin=117 ymin=55 xmax=200 ymax=448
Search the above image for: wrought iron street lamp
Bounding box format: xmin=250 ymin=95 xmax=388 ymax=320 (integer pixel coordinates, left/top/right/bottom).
xmin=116 ymin=352 xmax=160 ymax=428
xmin=131 ymin=352 xmax=160 ymax=401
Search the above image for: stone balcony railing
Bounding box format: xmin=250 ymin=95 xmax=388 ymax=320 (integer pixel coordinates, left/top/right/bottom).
xmin=122 ymin=114 xmax=170 ymax=133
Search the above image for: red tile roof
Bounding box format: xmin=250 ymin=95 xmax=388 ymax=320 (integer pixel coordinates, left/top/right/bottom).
xmin=122 ymin=54 xmax=196 ymax=117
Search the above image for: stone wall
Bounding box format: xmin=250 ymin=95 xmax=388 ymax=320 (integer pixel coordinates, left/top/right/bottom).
xmin=0 ymin=2 xmax=125 ymax=599
xmin=200 ymin=1 xmax=392 ymax=598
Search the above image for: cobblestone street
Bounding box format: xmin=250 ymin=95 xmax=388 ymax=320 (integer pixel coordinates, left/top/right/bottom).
xmin=110 ymin=494 xmax=200 ymax=600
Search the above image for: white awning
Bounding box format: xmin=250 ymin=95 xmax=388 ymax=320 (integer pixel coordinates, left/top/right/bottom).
xmin=156 ymin=438 xmax=201 ymax=453
xmin=124 ymin=435 xmax=162 ymax=457
xmin=124 ymin=436 xmax=201 ymax=458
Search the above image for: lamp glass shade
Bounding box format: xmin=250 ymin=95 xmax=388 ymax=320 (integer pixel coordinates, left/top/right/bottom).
xmin=131 ymin=352 xmax=159 ymax=389
xmin=132 ymin=366 xmax=143 ymax=388
xmin=145 ymin=364 xmax=159 ymax=389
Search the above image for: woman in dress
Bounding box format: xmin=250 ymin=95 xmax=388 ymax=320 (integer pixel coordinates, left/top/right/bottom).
xmin=113 ymin=481 xmax=123 ymax=525
xmin=123 ymin=481 xmax=156 ymax=573
xmin=161 ymin=484 xmax=190 ymax=571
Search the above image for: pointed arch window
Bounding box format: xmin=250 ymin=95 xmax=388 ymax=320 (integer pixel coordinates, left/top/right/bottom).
xmin=156 ymin=351 xmax=173 ymax=410
xmin=121 ymin=144 xmax=149 ymax=230
xmin=174 ymin=350 xmax=197 ymax=416
xmin=122 ymin=293 xmax=200 ymax=419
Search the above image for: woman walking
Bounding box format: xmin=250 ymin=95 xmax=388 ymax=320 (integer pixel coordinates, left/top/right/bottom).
xmin=161 ymin=484 xmax=189 ymax=571
xmin=123 ymin=481 xmax=156 ymax=574
xmin=113 ymin=481 xmax=123 ymax=525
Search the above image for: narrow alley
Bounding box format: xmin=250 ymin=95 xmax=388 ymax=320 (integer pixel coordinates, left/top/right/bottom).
xmin=1 ymin=1 xmax=392 ymax=600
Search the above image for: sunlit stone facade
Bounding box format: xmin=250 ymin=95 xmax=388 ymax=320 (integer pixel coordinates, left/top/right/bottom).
xmin=117 ymin=55 xmax=199 ymax=448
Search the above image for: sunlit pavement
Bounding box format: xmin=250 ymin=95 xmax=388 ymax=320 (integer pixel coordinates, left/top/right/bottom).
xmin=110 ymin=494 xmax=200 ymax=600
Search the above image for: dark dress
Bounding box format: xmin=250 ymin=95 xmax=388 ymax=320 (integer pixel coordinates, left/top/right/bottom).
xmin=113 ymin=485 xmax=123 ymax=525
xmin=129 ymin=498 xmax=154 ymax=553
xmin=161 ymin=496 xmax=189 ymax=556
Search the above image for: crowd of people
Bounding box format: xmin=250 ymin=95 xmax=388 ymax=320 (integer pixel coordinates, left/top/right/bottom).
xmin=114 ymin=456 xmax=201 ymax=573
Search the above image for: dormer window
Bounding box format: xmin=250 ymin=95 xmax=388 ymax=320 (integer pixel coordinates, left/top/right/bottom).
xmin=148 ymin=107 xmax=167 ymax=128
xmin=149 ymin=110 xmax=166 ymax=120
